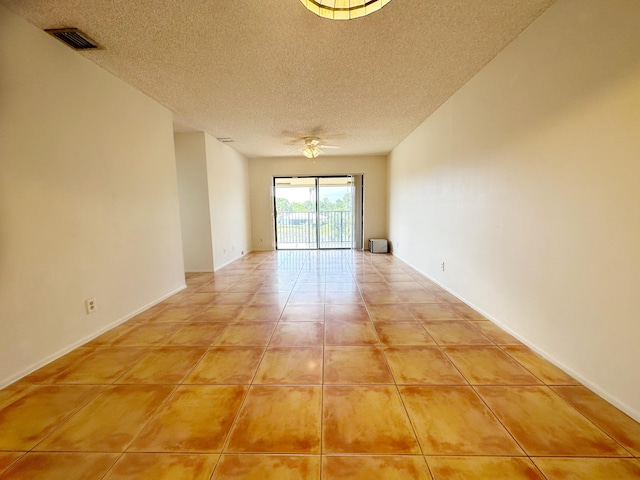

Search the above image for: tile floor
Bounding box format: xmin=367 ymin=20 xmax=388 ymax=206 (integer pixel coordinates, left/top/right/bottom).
xmin=1 ymin=250 xmax=639 ymax=479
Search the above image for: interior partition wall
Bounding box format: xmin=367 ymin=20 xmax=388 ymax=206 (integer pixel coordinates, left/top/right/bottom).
xmin=273 ymin=175 xmax=364 ymax=250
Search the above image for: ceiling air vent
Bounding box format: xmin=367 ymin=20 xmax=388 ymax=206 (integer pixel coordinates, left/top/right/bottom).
xmin=46 ymin=28 xmax=99 ymax=50
xmin=216 ymin=138 xmax=234 ymax=143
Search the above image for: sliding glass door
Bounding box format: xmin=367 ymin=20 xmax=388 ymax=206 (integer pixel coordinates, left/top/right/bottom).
xmin=274 ymin=176 xmax=359 ymax=250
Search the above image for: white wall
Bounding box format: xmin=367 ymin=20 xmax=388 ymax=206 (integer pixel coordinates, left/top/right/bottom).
xmin=204 ymin=134 xmax=253 ymax=270
xmin=174 ymin=133 xmax=215 ymax=272
xmin=0 ymin=6 xmax=185 ymax=386
xmin=249 ymin=156 xmax=387 ymax=250
xmin=388 ymin=0 xmax=640 ymax=419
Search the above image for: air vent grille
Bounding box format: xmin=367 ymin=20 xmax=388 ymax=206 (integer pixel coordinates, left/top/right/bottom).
xmin=216 ymin=138 xmax=234 ymax=143
xmin=46 ymin=28 xmax=99 ymax=50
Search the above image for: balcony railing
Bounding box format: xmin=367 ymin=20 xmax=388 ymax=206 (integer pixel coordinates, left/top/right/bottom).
xmin=276 ymin=210 xmax=353 ymax=249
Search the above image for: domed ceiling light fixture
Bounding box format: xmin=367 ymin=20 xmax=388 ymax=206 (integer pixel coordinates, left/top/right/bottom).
xmin=299 ymin=0 xmax=392 ymax=20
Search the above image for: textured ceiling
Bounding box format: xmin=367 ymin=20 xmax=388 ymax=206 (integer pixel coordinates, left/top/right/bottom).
xmin=2 ymin=0 xmax=556 ymax=158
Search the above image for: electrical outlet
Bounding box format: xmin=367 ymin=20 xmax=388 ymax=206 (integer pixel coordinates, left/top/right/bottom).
xmin=440 ymin=262 xmax=445 ymax=272
xmin=86 ymin=298 xmax=96 ymax=314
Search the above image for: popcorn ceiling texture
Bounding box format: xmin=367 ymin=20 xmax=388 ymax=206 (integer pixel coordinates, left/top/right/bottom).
xmin=1 ymin=0 xmax=555 ymax=158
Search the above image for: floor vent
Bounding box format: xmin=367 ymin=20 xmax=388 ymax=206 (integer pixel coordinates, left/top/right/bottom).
xmin=46 ymin=28 xmax=99 ymax=50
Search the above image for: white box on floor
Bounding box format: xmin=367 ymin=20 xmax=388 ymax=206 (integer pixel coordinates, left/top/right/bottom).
xmin=369 ymin=239 xmax=388 ymax=253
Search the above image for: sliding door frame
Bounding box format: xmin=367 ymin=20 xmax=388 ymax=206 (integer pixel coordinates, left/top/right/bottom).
xmin=273 ymin=175 xmax=364 ymax=250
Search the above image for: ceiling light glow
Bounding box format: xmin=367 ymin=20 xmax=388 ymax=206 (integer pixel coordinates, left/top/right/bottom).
xmin=299 ymin=0 xmax=392 ymax=20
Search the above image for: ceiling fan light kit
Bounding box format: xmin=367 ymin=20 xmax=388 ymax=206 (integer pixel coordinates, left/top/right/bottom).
xmin=299 ymin=0 xmax=392 ymax=20
xmin=294 ymin=137 xmax=340 ymax=159
xmin=302 ymin=145 xmax=321 ymax=158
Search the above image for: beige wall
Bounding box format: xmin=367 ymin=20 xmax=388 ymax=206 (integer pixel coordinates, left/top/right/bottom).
xmin=249 ymin=156 xmax=387 ymax=250
xmin=174 ymin=133 xmax=215 ymax=272
xmin=0 ymin=7 xmax=185 ymax=386
xmin=388 ymin=0 xmax=640 ymax=419
xmin=204 ymin=134 xmax=253 ymax=270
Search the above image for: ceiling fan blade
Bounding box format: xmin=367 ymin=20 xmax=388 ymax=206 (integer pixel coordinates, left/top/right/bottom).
xmin=321 ymin=145 xmax=340 ymax=149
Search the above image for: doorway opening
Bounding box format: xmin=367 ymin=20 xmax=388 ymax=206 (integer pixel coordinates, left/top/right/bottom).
xmin=274 ymin=175 xmax=363 ymax=250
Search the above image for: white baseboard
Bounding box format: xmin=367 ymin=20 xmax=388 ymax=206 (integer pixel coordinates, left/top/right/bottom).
xmin=0 ymin=284 xmax=187 ymax=389
xmin=391 ymin=252 xmax=640 ymax=423
xmin=214 ymin=250 xmax=251 ymax=271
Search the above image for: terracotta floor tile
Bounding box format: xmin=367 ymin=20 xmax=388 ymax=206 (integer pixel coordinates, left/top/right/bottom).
xmin=325 ymin=282 xmax=358 ymax=292
xmin=194 ymin=283 xmax=228 ymax=294
xmin=0 ymin=385 xmax=102 ymax=450
xmin=367 ymin=303 xmax=415 ymax=322
xmin=433 ymin=291 xmax=465 ymax=304
xmin=450 ymin=304 xmax=487 ymax=320
xmin=104 ymin=453 xmax=218 ymax=480
xmin=166 ymin=323 xmax=227 ymax=346
xmin=399 ymin=386 xmax=524 ymax=455
xmin=422 ymin=321 xmax=492 ymax=345
xmin=214 ymin=293 xmax=257 ymax=305
xmin=396 ymin=290 xmax=441 ymax=303
xmin=112 ymin=323 xmax=181 ymax=346
xmin=216 ymin=323 xmax=277 ymax=346
xmin=130 ymin=386 xmax=247 ymax=452
xmin=324 ymin=291 xmax=364 ymax=304
xmin=226 ymin=386 xmax=322 ymax=453
xmin=254 ymin=347 xmax=323 ymax=384
xmin=386 ymin=281 xmax=424 ymax=291
xmin=374 ymin=322 xmax=436 ymax=346
xmin=325 ymin=304 xmax=370 ymax=322
xmin=227 ymin=282 xmax=264 ymax=293
xmin=325 ymin=274 xmax=355 ymax=283
xmin=0 ymin=452 xmax=118 ymax=480
xmin=212 ymin=455 xmax=320 ymax=479
xmin=476 ymin=386 xmax=629 ymax=456
xmin=444 ymin=346 xmax=542 ymax=385
xmin=151 ymin=306 xmax=202 ymax=322
xmin=52 ymin=347 xmax=149 ymax=384
xmin=0 ymin=383 xmax=37 ymax=411
xmin=19 ymin=347 xmax=94 ymax=384
xmin=469 ymin=321 xmax=521 ymax=344
xmin=324 ymin=347 xmax=394 ymax=384
xmin=532 ymin=458 xmax=640 ymax=480
xmin=250 ymin=292 xmax=291 ymax=306
xmin=0 ymin=453 xmax=22 ymax=474
xmin=322 ymin=455 xmax=430 ymax=479
xmin=408 ymin=304 xmax=463 ymax=321
xmin=427 ymin=456 xmax=544 ymax=480
xmin=180 ymin=292 xmax=218 ymax=305
xmin=323 ymin=385 xmax=420 ymax=454
xmin=184 ymin=347 xmax=264 ymax=384
xmin=361 ymin=291 xmax=402 ymax=304
xmin=269 ymin=322 xmax=324 ymax=346
xmin=552 ymin=386 xmax=640 ymax=456
xmin=85 ymin=322 xmax=136 ymax=347
xmin=359 ymin=283 xmax=393 ymax=294
xmin=384 ymin=347 xmax=467 ymax=385
xmin=280 ymin=304 xmax=324 ymax=322
xmin=325 ymin=322 xmax=379 ymax=346
xmin=35 ymin=385 xmax=173 ymax=452
xmin=502 ymin=346 xmax=579 ymax=385
xmin=355 ymin=273 xmax=385 ymax=283
xmin=237 ymin=305 xmax=284 ymax=322
xmin=287 ymin=291 xmax=325 ymax=305
xmin=116 ymin=347 xmax=206 ymax=384
xmin=196 ymin=305 xmax=244 ymax=322
xmin=258 ymin=282 xmax=294 ymax=293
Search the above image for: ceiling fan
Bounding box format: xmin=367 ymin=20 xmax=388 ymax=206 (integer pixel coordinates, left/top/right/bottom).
xmin=288 ymin=137 xmax=340 ymax=158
